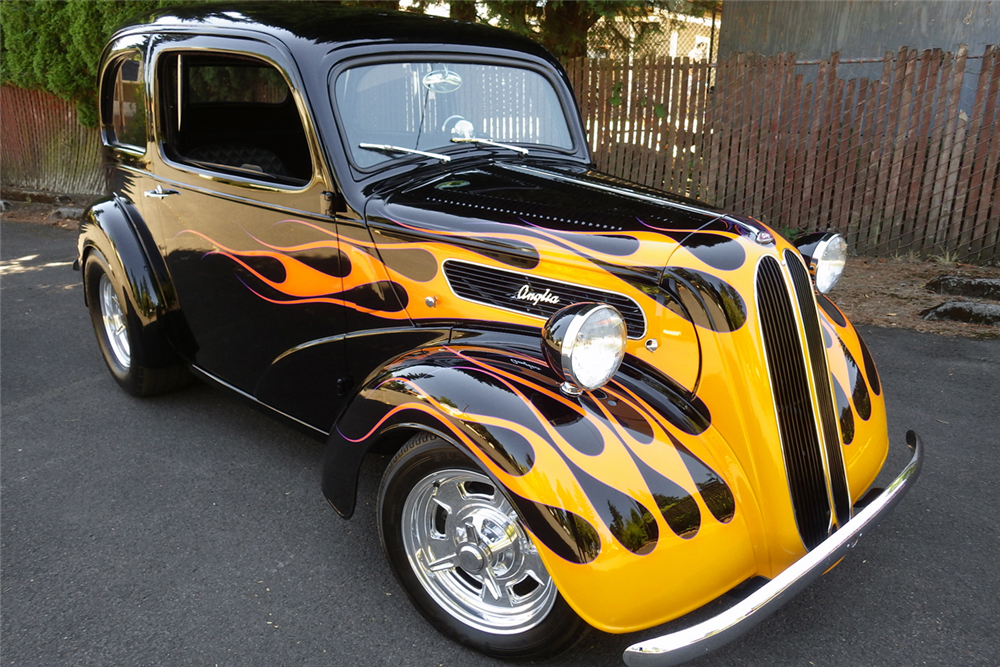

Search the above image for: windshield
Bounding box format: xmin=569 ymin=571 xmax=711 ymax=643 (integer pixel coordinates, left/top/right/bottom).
xmin=334 ymin=61 xmax=574 ymax=168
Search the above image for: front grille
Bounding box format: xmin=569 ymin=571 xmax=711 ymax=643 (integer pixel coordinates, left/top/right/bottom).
xmin=443 ymin=260 xmax=646 ymax=339
xmin=786 ymin=251 xmax=851 ymax=526
xmin=756 ymin=256 xmax=831 ymax=550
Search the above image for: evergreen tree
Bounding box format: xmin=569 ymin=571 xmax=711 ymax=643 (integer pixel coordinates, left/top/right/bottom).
xmin=0 ymin=1 xmax=198 ymax=126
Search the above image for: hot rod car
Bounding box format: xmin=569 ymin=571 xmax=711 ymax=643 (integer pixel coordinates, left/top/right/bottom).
xmin=78 ymin=5 xmax=922 ymax=665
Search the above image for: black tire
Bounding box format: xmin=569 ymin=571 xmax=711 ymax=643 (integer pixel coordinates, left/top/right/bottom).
xmin=377 ymin=432 xmax=584 ymax=660
xmin=84 ymin=249 xmax=189 ymax=396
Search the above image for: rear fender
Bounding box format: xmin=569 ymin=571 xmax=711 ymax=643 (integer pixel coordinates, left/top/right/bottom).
xmin=78 ymin=195 xmax=186 ymax=366
xmin=324 ymin=335 xmax=759 ymax=632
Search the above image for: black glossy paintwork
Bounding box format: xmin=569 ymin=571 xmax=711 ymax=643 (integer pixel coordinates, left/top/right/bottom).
xmin=671 ymin=438 xmax=736 ymax=524
xmin=530 ymin=391 xmax=606 ymax=457
xmin=559 ymin=452 xmax=659 ymax=555
xmin=818 ymin=293 xmax=848 ymax=327
xmin=140 ymin=4 xmax=561 ymax=83
xmin=832 ymin=375 xmax=856 ymax=445
xmin=158 ymin=211 xmax=351 ymax=396
xmin=661 ymin=268 xmax=747 ymax=333
xmin=77 ymin=196 xmax=183 ymax=369
xmin=839 ymin=339 xmax=873 ymax=421
xmin=628 ymin=450 xmax=701 ymax=539
xmin=677 ymin=233 xmax=747 ymax=271
xmin=373 ymin=163 xmax=723 ymax=246
xmin=857 ymin=333 xmax=882 ymax=396
xmin=86 ymin=8 xmax=842 ymax=577
xmin=583 ymin=392 xmax=655 ymax=444
xmin=91 ymin=5 xmax=745 ymax=445
xmin=615 ymin=357 xmax=711 ymax=436
xmin=504 ymin=490 xmax=602 ymax=565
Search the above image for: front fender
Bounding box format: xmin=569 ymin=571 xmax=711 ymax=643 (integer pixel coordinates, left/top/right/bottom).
xmin=324 ymin=337 xmax=761 ymax=633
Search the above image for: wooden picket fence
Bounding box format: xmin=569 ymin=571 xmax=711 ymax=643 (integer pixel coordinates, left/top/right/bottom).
xmin=0 ymin=86 xmax=104 ymax=196
xmin=3 ymin=46 xmax=998 ymax=262
xmin=565 ymin=45 xmax=1000 ymax=263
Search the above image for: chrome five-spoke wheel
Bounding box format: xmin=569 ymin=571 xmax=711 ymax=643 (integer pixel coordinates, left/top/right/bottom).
xmin=99 ymin=273 xmax=131 ymax=370
xmin=378 ymin=433 xmax=582 ymax=659
xmin=401 ymin=467 xmax=556 ymax=634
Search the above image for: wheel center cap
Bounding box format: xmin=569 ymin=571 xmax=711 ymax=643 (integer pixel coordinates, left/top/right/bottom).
xmin=458 ymin=543 xmax=486 ymax=573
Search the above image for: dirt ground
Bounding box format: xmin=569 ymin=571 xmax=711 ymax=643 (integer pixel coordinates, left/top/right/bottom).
xmin=831 ymin=254 xmax=1000 ymax=340
xmin=3 ymin=192 xmax=998 ymax=340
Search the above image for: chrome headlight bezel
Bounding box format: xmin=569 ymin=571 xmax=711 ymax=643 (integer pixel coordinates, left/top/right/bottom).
xmin=541 ymin=303 xmax=627 ymax=396
xmin=794 ymin=232 xmax=848 ymax=294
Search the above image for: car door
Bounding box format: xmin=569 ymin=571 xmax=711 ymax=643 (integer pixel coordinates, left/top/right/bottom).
xmin=145 ymin=35 xmax=351 ymax=432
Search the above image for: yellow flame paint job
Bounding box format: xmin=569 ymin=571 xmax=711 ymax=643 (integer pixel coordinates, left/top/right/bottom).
xmin=183 ymin=214 xmax=889 ymax=634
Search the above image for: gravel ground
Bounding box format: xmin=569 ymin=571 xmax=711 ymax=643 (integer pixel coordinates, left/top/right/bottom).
xmin=3 ymin=190 xmax=998 ymax=338
xmin=831 ymin=254 xmax=1000 ymax=340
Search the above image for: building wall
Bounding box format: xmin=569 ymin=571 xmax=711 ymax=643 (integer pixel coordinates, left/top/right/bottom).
xmin=718 ymin=0 xmax=998 ymax=59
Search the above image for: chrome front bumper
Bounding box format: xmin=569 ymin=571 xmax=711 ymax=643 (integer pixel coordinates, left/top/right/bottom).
xmin=623 ymin=430 xmax=924 ymax=667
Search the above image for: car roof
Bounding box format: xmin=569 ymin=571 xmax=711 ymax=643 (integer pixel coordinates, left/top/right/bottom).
xmin=122 ymin=3 xmax=559 ymax=66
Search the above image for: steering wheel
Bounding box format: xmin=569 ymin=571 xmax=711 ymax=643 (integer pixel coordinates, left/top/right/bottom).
xmin=441 ymin=115 xmax=475 ymax=139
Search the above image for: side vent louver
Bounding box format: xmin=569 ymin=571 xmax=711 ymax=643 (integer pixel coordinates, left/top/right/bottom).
xmin=443 ymin=260 xmax=646 ymax=339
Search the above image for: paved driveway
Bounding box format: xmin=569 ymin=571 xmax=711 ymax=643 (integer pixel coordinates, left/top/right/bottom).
xmin=2 ymin=219 xmax=998 ymax=666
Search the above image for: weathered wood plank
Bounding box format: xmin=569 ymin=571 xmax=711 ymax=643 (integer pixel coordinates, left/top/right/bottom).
xmin=883 ymin=48 xmax=919 ymax=253
xmin=966 ymin=45 xmax=999 ymax=256
xmin=971 ymin=48 xmax=1000 ymax=259
xmin=911 ymin=50 xmax=945 ymax=254
xmin=951 ymin=45 xmax=991 ymax=255
xmin=829 ymin=77 xmax=855 ymax=234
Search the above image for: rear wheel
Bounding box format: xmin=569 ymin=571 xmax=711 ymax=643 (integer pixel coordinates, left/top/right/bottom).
xmin=85 ymin=249 xmax=189 ymax=396
xmin=377 ymin=433 xmax=583 ymax=659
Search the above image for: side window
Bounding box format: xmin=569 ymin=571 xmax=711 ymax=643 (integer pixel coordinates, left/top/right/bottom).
xmin=157 ymin=52 xmax=312 ymax=186
xmin=104 ymin=53 xmax=146 ymax=150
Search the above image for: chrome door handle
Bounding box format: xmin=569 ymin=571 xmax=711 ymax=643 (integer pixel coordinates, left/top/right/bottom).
xmin=144 ymin=185 xmax=180 ymax=198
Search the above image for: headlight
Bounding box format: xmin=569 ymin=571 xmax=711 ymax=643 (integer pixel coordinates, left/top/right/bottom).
xmin=794 ymin=232 xmax=847 ymax=294
xmin=541 ymin=303 xmax=627 ymax=395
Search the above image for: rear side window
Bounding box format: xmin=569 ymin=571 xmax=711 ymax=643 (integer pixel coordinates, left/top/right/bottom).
xmin=157 ymin=52 xmax=311 ymax=186
xmin=187 ymin=63 xmax=289 ymax=105
xmin=105 ymin=53 xmax=146 ymax=150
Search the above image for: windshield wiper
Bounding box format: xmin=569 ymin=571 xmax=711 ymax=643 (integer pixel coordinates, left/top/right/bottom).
xmin=359 ymin=143 xmax=451 ymax=163
xmin=451 ymin=137 xmax=529 ymax=155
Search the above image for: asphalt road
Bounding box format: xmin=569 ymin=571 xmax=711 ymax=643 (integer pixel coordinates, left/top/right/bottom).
xmin=2 ymin=219 xmax=998 ymax=667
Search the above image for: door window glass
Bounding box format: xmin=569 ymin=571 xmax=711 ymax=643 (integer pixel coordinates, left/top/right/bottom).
xmin=158 ymin=52 xmax=311 ymax=185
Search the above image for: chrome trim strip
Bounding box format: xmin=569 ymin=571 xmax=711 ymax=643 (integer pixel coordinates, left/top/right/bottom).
xmin=622 ymin=430 xmax=923 ymax=667
xmin=190 ymin=365 xmax=328 ymax=437
xmin=115 ymin=165 xmax=326 ymax=218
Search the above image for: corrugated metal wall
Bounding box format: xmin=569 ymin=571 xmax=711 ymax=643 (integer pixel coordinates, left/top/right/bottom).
xmin=1 ymin=87 xmax=104 ymax=196
xmin=718 ymin=0 xmax=997 ymax=60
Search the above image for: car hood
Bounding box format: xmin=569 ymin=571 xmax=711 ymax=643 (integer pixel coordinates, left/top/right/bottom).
xmin=357 ymin=160 xmax=781 ymax=392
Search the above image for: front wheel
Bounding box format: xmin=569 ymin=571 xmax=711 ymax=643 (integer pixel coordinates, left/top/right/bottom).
xmin=84 ymin=249 xmax=189 ymax=396
xmin=378 ymin=433 xmax=583 ymax=659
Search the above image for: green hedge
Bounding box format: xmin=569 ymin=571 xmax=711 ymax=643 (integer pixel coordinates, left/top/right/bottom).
xmin=0 ymin=1 xmax=203 ymax=127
